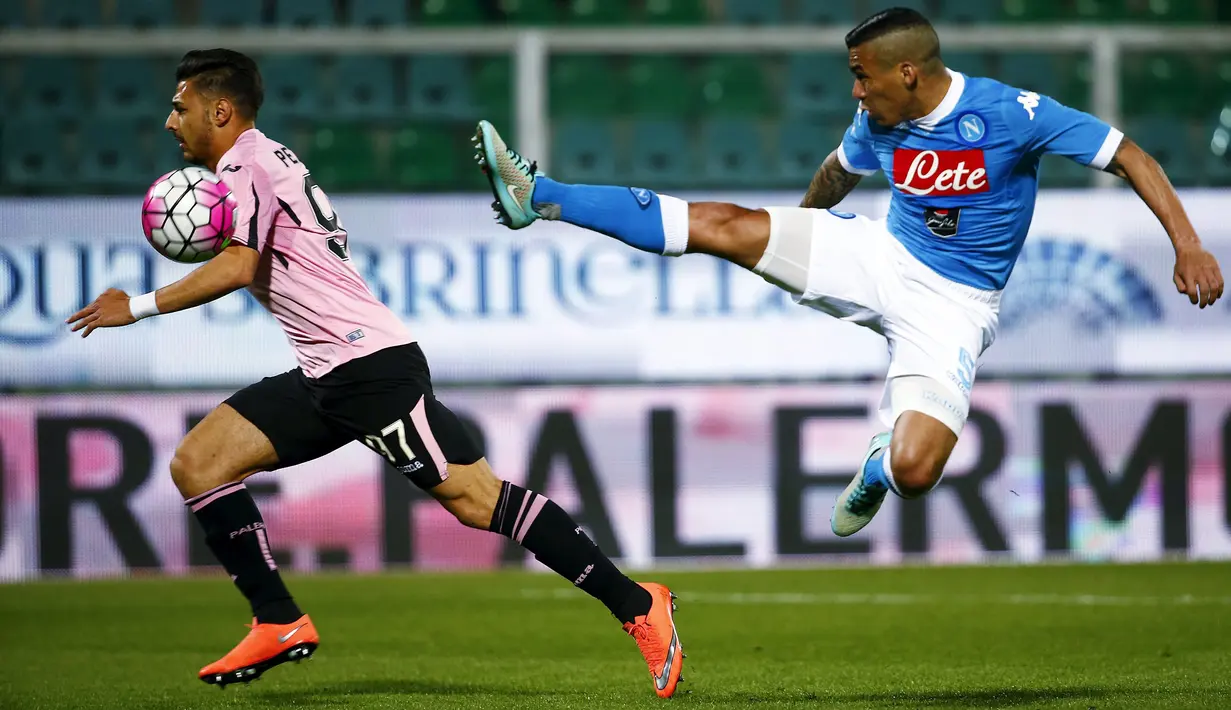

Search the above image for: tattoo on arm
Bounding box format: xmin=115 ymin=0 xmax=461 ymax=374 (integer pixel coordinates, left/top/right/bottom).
xmin=1102 ymin=138 xmax=1132 ymax=180
xmin=801 ymin=150 xmax=863 ymax=209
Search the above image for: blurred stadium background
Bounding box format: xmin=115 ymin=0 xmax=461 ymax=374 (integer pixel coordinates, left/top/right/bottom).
xmin=4 ymin=0 xmax=1231 ymax=577
xmin=3 ymin=3 xmax=1231 ymax=706
xmin=2 ymin=0 xmax=1231 ymax=703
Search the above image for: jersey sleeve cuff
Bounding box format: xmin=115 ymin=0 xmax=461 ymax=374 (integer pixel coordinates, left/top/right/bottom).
xmin=1088 ymin=127 xmax=1124 ymax=170
xmin=837 ymin=144 xmax=879 ymax=176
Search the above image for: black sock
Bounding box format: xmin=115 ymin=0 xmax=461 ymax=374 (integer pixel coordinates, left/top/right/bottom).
xmin=490 ymin=481 xmax=652 ymax=624
xmin=187 ymin=482 xmax=302 ymax=625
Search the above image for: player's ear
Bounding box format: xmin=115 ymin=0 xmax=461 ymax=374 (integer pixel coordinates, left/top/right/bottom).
xmin=213 ymin=97 xmax=235 ymax=128
xmin=900 ymin=62 xmax=919 ymax=90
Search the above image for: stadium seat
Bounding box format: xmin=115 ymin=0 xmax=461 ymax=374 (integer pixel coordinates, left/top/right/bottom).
xmin=552 ymin=119 xmax=620 ymax=184
xmin=795 ymin=0 xmax=859 ymax=25
xmin=1204 ymin=110 xmax=1231 ymax=185
xmin=1036 ymin=153 xmax=1092 ymax=188
xmin=274 ymin=0 xmax=336 ymax=27
xmin=941 ymin=52 xmax=990 ymax=80
xmin=1121 ymin=52 xmax=1202 ymax=117
xmin=775 ymin=116 xmax=851 ymax=185
xmin=877 ymin=0 xmax=928 ymax=16
xmin=409 ymin=55 xmax=473 ymax=119
xmin=700 ymin=56 xmax=772 ymax=117
xmin=307 ymin=124 xmax=378 ymax=190
xmin=1123 ymin=115 xmax=1200 ymax=187
xmin=996 ymin=52 xmax=1062 ymax=97
xmin=113 ymin=0 xmax=176 ymax=28
xmin=259 ymin=55 xmax=327 ymax=118
xmin=198 ymin=0 xmax=263 ymax=27
xmin=1071 ymin=0 xmax=1127 ymax=22
xmin=332 ymin=56 xmax=398 ymax=119
xmin=723 ymin=0 xmax=783 ymax=25
xmin=419 ymin=0 xmax=485 ymax=25
xmin=998 ymin=51 xmax=1092 ymax=111
xmin=472 ymin=57 xmax=512 ymax=125
xmin=1131 ymin=0 xmax=1210 ymax=24
xmin=785 ymin=52 xmax=859 ymax=117
xmin=389 ymin=123 xmax=459 ymax=189
xmin=254 ymin=116 xmax=292 ymax=147
xmin=1205 ymin=54 xmax=1231 ymax=115
xmin=150 ymin=125 xmax=188 ymax=173
xmin=564 ymin=0 xmax=631 ymax=25
xmin=79 ymin=119 xmax=148 ymax=191
xmin=38 ymin=0 xmax=102 ymax=28
xmin=14 ymin=58 xmax=83 ymax=119
xmin=349 ymin=0 xmax=411 ymax=27
xmin=1 ymin=118 xmax=70 ymax=189
xmin=1060 ymin=54 xmax=1094 ymax=112
xmin=934 ymin=0 xmax=1000 ymax=24
xmin=1204 ymin=118 xmax=1231 ymax=185
xmin=96 ymin=57 xmax=162 ymax=117
xmin=0 ymin=1 xmax=24 ymax=28
xmin=1205 ymin=155 xmax=1231 ymax=186
xmin=498 ymin=0 xmax=559 ymax=25
xmin=628 ymin=119 xmax=692 ymax=187
xmin=550 ymin=55 xmax=621 ymax=118
xmin=700 ymin=119 xmax=769 ymax=187
xmin=1000 ymin=0 xmax=1064 ymax=22
xmin=643 ymin=0 xmax=708 ymax=25
xmin=627 ymin=56 xmax=697 ymax=118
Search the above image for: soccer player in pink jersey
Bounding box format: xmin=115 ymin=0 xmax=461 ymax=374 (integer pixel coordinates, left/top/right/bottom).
xmin=66 ymin=49 xmax=685 ymax=697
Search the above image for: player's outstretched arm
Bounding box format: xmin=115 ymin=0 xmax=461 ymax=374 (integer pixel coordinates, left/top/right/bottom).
xmin=67 ymin=245 xmax=260 ymax=338
xmin=801 ymin=150 xmax=863 ymax=209
xmin=1104 ymin=137 xmax=1223 ymax=308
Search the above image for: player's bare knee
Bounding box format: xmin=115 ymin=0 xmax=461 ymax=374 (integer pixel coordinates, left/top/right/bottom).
xmin=168 ymin=448 xmax=193 ymax=492
xmin=169 ymin=444 xmax=224 ymax=499
xmin=888 ymin=438 xmax=945 ymax=498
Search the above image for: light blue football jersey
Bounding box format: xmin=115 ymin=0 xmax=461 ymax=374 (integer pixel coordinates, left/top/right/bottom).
xmin=839 ymin=70 xmax=1123 ymax=290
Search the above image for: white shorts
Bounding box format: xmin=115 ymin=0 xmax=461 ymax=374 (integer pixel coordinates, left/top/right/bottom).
xmin=757 ymin=207 xmax=1001 ymax=436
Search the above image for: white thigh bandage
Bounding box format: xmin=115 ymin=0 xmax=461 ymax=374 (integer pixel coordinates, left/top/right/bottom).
xmin=887 ymin=374 xmax=969 ymax=437
xmin=756 ymin=207 xmax=814 ymax=295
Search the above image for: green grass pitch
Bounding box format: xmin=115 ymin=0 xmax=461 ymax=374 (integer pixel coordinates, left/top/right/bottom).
xmin=2 ymin=562 xmax=1229 ymax=709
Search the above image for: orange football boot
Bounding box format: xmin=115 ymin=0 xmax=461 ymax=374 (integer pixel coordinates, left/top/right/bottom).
xmin=199 ymin=614 xmax=319 ymax=687
xmin=623 ymin=583 xmax=686 ymax=698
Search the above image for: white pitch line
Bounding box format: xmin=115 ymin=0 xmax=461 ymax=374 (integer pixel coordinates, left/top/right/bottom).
xmin=519 ymin=589 xmax=1231 ymax=606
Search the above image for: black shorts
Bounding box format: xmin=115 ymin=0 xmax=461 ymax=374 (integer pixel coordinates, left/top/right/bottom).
xmin=224 ymin=343 xmax=483 ymax=489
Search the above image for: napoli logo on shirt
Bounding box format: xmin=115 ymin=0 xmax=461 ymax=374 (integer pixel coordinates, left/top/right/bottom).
xmin=955 ymin=113 xmax=987 ymax=145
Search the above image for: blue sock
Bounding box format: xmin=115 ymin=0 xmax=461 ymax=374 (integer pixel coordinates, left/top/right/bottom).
xmin=862 ymin=449 xmax=889 ymax=490
xmin=533 ymin=178 xmax=667 ymax=254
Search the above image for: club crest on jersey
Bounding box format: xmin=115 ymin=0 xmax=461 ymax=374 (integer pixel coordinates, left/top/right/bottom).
xmin=893 ymin=149 xmax=989 ymax=197
xmin=955 ymin=113 xmax=987 ymax=145
xmin=924 ymin=207 xmax=961 ymax=238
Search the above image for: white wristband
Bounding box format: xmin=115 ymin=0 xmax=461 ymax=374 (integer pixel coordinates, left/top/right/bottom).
xmin=129 ymin=292 xmax=161 ymax=321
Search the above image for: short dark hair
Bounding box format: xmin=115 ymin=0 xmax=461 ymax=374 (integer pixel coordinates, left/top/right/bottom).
xmin=845 ymin=7 xmax=934 ymax=49
xmin=175 ymin=49 xmax=264 ymax=119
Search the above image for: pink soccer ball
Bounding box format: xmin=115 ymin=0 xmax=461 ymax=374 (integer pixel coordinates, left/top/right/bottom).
xmin=141 ymin=166 xmax=237 ymax=263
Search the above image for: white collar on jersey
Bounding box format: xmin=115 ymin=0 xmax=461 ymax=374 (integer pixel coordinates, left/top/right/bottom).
xmin=911 ymin=68 xmax=965 ymax=131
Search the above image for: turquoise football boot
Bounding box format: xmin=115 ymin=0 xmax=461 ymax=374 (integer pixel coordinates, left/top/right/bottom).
xmin=831 ymin=431 xmax=893 ymax=537
xmin=473 ymin=120 xmax=542 ymax=230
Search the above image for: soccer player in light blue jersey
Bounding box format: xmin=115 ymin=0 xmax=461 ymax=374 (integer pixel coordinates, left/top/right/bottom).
xmin=473 ymin=8 xmax=1223 ymax=538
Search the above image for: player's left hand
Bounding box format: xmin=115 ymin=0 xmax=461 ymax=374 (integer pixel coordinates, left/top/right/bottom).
xmin=1173 ymin=244 xmax=1223 ymax=309
xmin=67 ymin=288 xmax=137 ymax=338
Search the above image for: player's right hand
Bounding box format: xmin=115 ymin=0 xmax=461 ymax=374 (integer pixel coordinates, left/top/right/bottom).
xmin=1173 ymin=244 xmax=1223 ymax=309
xmin=66 ymin=288 xmax=137 ymax=338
